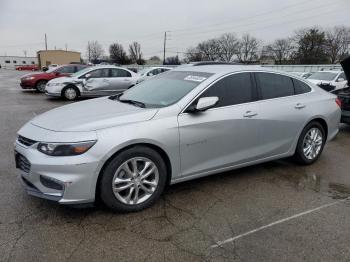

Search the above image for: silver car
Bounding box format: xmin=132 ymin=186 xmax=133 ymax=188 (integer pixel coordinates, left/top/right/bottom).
xmin=15 ymin=64 xmax=341 ymax=212
xmin=45 ymin=65 xmax=138 ymax=100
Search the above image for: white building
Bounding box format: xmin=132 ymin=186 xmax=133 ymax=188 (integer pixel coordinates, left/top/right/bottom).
xmin=0 ymin=56 xmax=38 ymax=69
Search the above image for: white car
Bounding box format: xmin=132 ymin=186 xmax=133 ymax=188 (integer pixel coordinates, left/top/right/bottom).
xmin=136 ymin=67 xmax=172 ymax=84
xmin=306 ymin=70 xmax=347 ymax=91
xmin=45 ymin=65 xmax=138 ymax=100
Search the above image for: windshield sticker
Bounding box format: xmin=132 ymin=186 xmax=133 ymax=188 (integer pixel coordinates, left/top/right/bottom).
xmin=184 ymin=75 xmax=207 ymax=82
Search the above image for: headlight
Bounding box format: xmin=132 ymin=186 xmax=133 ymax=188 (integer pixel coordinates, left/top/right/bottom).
xmin=24 ymin=76 xmax=35 ymax=80
xmin=37 ymin=141 xmax=96 ymax=156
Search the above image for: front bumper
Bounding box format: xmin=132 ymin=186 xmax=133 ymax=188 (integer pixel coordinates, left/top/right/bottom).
xmin=20 ymin=79 xmax=36 ymax=89
xmin=15 ymin=125 xmax=100 ymax=205
xmin=45 ymin=84 xmax=64 ymax=97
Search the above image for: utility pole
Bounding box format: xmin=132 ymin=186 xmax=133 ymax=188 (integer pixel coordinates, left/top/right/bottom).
xmin=45 ymin=33 xmax=47 ymax=50
xmin=163 ymin=32 xmax=167 ymax=65
xmin=163 ymin=31 xmax=171 ymax=65
xmin=65 ymin=43 xmax=68 ymax=51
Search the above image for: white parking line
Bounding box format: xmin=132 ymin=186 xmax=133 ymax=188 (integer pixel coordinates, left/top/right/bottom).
xmin=211 ymin=197 xmax=349 ymax=248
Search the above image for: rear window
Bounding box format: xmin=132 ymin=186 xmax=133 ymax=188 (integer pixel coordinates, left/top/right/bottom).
xmin=293 ymin=79 xmax=311 ymax=94
xmin=256 ymin=72 xmax=294 ymax=99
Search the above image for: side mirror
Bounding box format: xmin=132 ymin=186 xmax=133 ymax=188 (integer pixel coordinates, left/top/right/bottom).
xmin=55 ymin=72 xmax=60 ymax=76
xmin=337 ymin=77 xmax=345 ymax=82
xmin=42 ymin=67 xmax=48 ymax=72
xmin=85 ymin=73 xmax=91 ymax=79
xmin=187 ymin=97 xmax=219 ymax=113
xmin=148 ymin=72 xmax=153 ymax=76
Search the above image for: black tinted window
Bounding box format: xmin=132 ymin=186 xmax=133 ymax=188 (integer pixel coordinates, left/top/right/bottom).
xmin=293 ymin=79 xmax=311 ymax=94
xmin=200 ymin=73 xmax=254 ymax=108
xmin=110 ymin=69 xmax=131 ymax=77
xmin=256 ymin=73 xmax=294 ymax=99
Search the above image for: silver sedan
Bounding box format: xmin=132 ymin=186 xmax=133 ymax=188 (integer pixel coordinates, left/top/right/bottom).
xmin=15 ymin=64 xmax=341 ymax=212
xmin=45 ymin=65 xmax=138 ymax=100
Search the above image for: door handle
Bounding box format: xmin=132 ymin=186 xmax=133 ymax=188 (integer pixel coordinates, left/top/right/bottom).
xmin=243 ymin=111 xmax=258 ymax=118
xmin=295 ymin=103 xmax=306 ymax=109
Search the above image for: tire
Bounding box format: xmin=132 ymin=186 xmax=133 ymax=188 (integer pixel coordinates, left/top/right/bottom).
xmin=293 ymin=121 xmax=326 ymax=165
xmin=62 ymin=86 xmax=79 ymax=101
xmin=99 ymin=146 xmax=167 ymax=212
xmin=35 ymin=80 xmax=47 ymax=92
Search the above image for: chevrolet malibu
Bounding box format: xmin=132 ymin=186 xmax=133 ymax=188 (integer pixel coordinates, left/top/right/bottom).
xmin=15 ymin=63 xmax=341 ymax=212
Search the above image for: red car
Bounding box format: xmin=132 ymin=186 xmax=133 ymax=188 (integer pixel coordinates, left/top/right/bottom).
xmin=20 ymin=64 xmax=88 ymax=92
xmin=16 ymin=65 xmax=39 ymax=71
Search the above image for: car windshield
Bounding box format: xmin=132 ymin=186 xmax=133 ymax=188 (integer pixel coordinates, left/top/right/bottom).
xmin=307 ymin=72 xmax=338 ymax=81
xmin=118 ymin=71 xmax=213 ymax=108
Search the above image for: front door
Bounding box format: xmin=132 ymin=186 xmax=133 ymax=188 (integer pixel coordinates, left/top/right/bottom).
xmin=178 ymin=72 xmax=261 ymax=177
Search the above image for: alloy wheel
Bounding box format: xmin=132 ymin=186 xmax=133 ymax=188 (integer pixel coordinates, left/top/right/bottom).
xmin=302 ymin=127 xmax=323 ymax=160
xmin=37 ymin=81 xmax=46 ymax=92
xmin=112 ymin=157 xmax=159 ymax=205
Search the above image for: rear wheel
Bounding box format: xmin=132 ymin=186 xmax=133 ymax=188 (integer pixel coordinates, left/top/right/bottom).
xmin=99 ymin=146 xmax=167 ymax=212
xmin=63 ymin=86 xmax=79 ymax=100
xmin=35 ymin=80 xmax=47 ymax=92
xmin=293 ymin=121 xmax=326 ymax=165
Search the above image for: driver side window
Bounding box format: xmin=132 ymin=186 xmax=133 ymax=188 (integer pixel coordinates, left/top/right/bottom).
xmin=87 ymin=69 xmax=109 ymax=78
xmin=195 ymin=73 xmax=255 ymax=109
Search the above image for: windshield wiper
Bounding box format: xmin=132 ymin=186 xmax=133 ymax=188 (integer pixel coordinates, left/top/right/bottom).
xmin=119 ymin=99 xmax=146 ymax=108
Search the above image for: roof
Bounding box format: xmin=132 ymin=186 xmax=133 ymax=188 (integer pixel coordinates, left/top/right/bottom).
xmin=37 ymin=50 xmax=81 ymax=54
xmin=174 ymin=64 xmax=271 ymax=75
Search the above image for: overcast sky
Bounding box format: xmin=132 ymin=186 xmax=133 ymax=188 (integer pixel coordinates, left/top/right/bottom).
xmin=0 ymin=0 xmax=349 ymax=59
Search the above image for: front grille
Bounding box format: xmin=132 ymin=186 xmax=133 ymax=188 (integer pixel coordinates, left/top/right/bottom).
xmin=17 ymin=135 xmax=37 ymax=147
xmin=15 ymin=153 xmax=31 ymax=173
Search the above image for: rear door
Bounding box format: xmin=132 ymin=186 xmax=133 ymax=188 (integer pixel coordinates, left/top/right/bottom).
xmin=108 ymin=68 xmax=133 ymax=92
xmin=253 ymin=72 xmax=310 ymax=157
xmin=178 ymin=72 xmax=262 ymax=177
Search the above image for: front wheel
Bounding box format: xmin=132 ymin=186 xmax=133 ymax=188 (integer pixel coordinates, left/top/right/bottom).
xmin=35 ymin=80 xmax=47 ymax=92
xmin=293 ymin=121 xmax=326 ymax=165
xmin=63 ymin=86 xmax=78 ymax=100
xmin=99 ymin=146 xmax=167 ymax=212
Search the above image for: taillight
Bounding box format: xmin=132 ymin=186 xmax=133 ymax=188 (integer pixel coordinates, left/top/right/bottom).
xmin=336 ymin=98 xmax=342 ymax=108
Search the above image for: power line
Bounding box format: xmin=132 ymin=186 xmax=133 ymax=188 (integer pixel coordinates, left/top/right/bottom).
xmin=171 ymin=2 xmax=343 ymax=39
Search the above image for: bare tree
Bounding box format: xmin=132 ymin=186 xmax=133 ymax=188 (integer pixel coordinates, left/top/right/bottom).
xmin=236 ymin=34 xmax=260 ymax=63
xmin=197 ymin=39 xmax=221 ymax=61
xmin=267 ymin=38 xmax=294 ymax=64
xmin=326 ymin=26 xmax=350 ymax=63
xmin=217 ymin=33 xmax=239 ymax=62
xmin=184 ymin=47 xmax=203 ymax=62
xmin=129 ymin=42 xmax=144 ymax=65
xmin=109 ymin=43 xmax=129 ymax=64
xmin=86 ymin=41 xmax=104 ymax=63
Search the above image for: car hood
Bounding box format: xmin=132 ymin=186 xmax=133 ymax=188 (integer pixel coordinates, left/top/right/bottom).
xmin=30 ymin=97 xmax=158 ymax=132
xmin=340 ymin=56 xmax=350 ymax=83
xmin=21 ymin=72 xmax=46 ymax=78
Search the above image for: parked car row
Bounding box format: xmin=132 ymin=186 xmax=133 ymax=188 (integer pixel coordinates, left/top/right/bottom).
xmin=19 ymin=65 xmax=173 ymax=99
xmin=15 ymin=62 xmax=342 ymax=212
